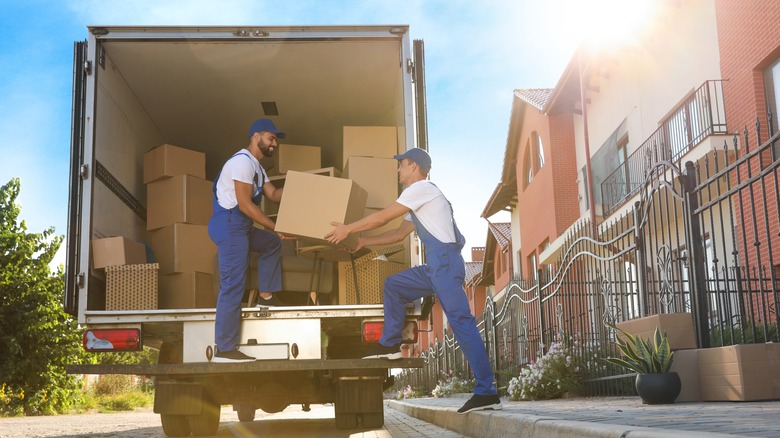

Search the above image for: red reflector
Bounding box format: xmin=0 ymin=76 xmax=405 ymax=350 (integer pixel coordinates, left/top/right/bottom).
xmin=362 ymin=321 xmax=383 ymax=343
xmin=83 ymin=329 xmax=141 ymax=352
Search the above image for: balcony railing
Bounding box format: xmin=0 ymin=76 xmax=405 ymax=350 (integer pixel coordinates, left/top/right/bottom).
xmin=601 ymin=80 xmax=727 ymax=215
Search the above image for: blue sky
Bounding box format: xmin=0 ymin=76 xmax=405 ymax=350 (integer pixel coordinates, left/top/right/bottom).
xmin=0 ymin=0 xmax=581 ymax=267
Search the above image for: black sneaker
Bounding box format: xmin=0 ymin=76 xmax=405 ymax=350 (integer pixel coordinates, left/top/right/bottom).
xmin=457 ymin=394 xmax=502 ymax=414
xmin=362 ymin=343 xmax=402 ymax=360
xmin=212 ymin=349 xmax=256 ymax=363
xmin=255 ymin=294 xmax=287 ymax=307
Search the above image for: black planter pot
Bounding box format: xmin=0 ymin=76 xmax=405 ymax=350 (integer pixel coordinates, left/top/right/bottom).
xmin=635 ymin=372 xmax=681 ymax=404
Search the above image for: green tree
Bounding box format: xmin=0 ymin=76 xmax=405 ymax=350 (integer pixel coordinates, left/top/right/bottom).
xmin=0 ymin=178 xmax=87 ymax=416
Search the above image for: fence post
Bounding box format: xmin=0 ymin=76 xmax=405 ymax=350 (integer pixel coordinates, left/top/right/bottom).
xmin=683 ymin=160 xmax=710 ymax=348
xmin=633 ymin=201 xmax=648 ymax=317
xmin=537 ymin=268 xmax=547 ymax=354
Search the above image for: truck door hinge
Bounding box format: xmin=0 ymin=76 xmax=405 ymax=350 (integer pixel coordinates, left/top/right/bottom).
xmin=76 ymin=272 xmax=85 ymax=288
xmin=406 ymin=58 xmax=414 ymax=74
xmin=83 ymin=61 xmax=92 ymax=76
xmin=79 ymin=164 xmax=89 ymax=180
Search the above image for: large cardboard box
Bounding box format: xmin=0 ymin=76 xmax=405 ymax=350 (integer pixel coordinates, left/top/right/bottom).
xmin=92 ymin=236 xmax=147 ymax=269
xmin=343 ymin=157 xmax=399 ymax=208
xmin=105 ymin=263 xmax=158 ymax=310
xmin=143 ymin=144 xmax=206 ymax=184
xmin=342 ymin=126 xmax=398 ymax=167
xmin=670 ymin=348 xmax=700 ymax=402
xmin=272 ymin=144 xmax=321 ymax=175
xmin=146 ymin=174 xmax=212 ymax=231
xmin=616 ymin=313 xmax=697 ymax=351
xmin=158 ymin=272 xmax=216 ymax=309
xmin=150 ymin=223 xmax=216 ymax=275
xmin=261 ymin=167 xmax=340 ymax=218
xmin=275 ymin=171 xmax=368 ymax=250
xmin=698 ymin=343 xmax=780 ymax=401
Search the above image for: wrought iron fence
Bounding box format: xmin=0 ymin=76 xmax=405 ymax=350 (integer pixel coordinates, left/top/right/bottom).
xmin=394 ymin=117 xmax=780 ymax=397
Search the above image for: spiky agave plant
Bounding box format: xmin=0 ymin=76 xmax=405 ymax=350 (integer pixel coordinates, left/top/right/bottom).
xmin=605 ymin=323 xmax=674 ymax=374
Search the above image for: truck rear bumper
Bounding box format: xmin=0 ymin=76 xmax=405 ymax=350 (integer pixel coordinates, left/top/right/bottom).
xmin=66 ymin=358 xmax=424 ymax=376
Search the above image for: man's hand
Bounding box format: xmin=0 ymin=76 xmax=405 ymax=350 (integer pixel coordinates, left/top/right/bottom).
xmin=277 ymin=232 xmax=297 ymax=241
xmin=325 ymin=222 xmax=350 ymax=244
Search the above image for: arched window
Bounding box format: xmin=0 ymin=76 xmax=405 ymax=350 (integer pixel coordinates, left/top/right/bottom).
xmin=523 ymin=142 xmax=533 ymax=188
xmin=532 ymin=131 xmax=545 ymax=170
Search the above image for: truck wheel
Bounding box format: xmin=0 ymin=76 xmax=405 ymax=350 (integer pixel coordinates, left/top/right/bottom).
xmin=361 ymin=412 xmax=384 ymax=429
xmin=334 ymin=411 xmax=359 ymax=429
xmin=187 ymin=396 xmax=220 ymax=436
xmin=160 ymin=414 xmax=190 ymax=437
xmin=236 ymin=404 xmax=256 ymax=422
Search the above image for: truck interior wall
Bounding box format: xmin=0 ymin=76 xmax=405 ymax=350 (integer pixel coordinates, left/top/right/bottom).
xmin=92 ymin=50 xmax=164 ymax=248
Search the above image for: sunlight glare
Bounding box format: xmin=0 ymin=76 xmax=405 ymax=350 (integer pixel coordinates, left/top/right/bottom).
xmin=559 ymin=0 xmax=657 ymax=50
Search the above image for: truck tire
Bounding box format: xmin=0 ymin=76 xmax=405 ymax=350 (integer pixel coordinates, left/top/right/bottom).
xmin=334 ymin=411 xmax=359 ymax=429
xmin=187 ymin=396 xmax=220 ymax=436
xmin=236 ymin=404 xmax=256 ymax=422
xmin=160 ymin=414 xmax=190 ymax=437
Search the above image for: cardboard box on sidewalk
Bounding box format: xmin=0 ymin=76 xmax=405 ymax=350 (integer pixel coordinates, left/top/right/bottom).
xmin=670 ymin=348 xmax=700 ymax=402
xmin=698 ymin=343 xmax=780 ymax=401
xmin=616 ymin=313 xmax=697 ymax=351
xmin=92 ymin=236 xmax=147 ymax=269
xmin=143 ymin=144 xmax=205 ymax=184
xmin=146 ymin=174 xmax=212 ymax=231
xmin=275 ymin=171 xmax=367 ymax=250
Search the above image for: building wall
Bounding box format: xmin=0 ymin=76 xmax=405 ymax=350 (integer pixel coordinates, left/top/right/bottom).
xmin=715 ymin=0 xmax=780 ymax=268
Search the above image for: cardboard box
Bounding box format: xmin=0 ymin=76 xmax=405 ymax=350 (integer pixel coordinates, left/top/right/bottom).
xmin=158 ymin=272 xmax=216 ymax=309
xmin=92 ymin=236 xmax=147 ymax=269
xmin=342 ymin=126 xmax=398 ymax=167
xmin=344 ymin=157 xmax=399 ymax=208
xmin=616 ymin=313 xmax=697 ymax=351
xmin=272 ymin=144 xmax=321 ymax=174
xmin=143 ymin=144 xmax=206 ymax=184
xmin=338 ymin=247 xmax=407 ymax=304
xmin=670 ymin=348 xmax=700 ymax=402
xmin=150 ymin=223 xmax=217 ymax=275
xmin=698 ymin=343 xmax=780 ymax=401
xmin=262 ymin=167 xmax=341 ymax=218
xmin=275 ymin=171 xmax=368 ymax=250
xmin=105 ymin=263 xmax=158 ymax=310
xmin=146 ymin=174 xmax=212 ymax=231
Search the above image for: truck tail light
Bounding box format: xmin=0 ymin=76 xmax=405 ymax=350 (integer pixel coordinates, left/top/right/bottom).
xmin=83 ymin=329 xmax=141 ymax=352
xmin=362 ymin=320 xmax=418 ymax=344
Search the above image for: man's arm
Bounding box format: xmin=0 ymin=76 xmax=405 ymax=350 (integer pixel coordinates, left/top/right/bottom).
xmin=235 ymin=180 xmax=275 ymax=230
xmin=325 ymin=202 xmax=410 ymax=244
xmin=354 ymin=220 xmax=415 ymax=251
xmin=262 ymin=181 xmax=283 ymax=203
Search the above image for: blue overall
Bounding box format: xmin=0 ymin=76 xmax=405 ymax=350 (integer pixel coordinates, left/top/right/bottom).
xmin=381 ymin=209 xmax=498 ymax=396
xmin=208 ymin=151 xmax=282 ymax=353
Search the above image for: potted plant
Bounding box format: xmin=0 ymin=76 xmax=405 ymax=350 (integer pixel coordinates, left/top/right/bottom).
xmin=605 ymin=323 xmax=681 ymax=404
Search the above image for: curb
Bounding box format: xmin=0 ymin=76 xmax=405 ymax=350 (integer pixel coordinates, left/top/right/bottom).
xmin=386 ymin=398 xmax=734 ymax=438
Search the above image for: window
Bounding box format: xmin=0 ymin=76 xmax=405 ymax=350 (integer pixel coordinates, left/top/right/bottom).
xmin=523 ymin=142 xmax=533 ymax=187
xmin=617 ymin=135 xmax=630 ymax=198
xmin=528 ymin=251 xmax=538 ymax=279
xmin=580 ymin=166 xmax=590 ymax=210
xmin=533 ymin=131 xmax=545 ymax=170
xmin=764 ymin=58 xmax=780 ymax=155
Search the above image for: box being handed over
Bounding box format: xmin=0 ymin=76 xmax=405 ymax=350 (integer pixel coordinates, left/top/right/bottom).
xmin=275 ymin=171 xmax=367 ymax=250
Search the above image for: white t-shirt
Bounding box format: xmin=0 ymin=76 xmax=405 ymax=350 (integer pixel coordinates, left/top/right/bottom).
xmin=396 ymin=180 xmax=457 ymax=243
xmin=215 ymin=150 xmax=268 ymax=210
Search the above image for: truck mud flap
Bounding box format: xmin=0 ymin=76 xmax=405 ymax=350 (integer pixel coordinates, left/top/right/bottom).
xmin=153 ymin=381 xmax=202 ymax=415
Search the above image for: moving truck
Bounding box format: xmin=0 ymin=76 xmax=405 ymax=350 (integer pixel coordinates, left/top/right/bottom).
xmin=64 ymin=25 xmax=429 ymax=436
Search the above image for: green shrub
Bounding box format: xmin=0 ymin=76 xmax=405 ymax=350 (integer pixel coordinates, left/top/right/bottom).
xmin=507 ymin=341 xmax=584 ymax=401
xmin=93 ymin=375 xmax=135 ymax=396
xmin=97 ymin=391 xmax=151 ymax=412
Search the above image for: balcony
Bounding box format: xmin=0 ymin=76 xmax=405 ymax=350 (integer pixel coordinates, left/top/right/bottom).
xmin=600 ymin=80 xmax=727 ymax=215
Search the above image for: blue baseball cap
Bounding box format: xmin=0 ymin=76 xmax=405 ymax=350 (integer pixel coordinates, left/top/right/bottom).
xmin=394 ymin=148 xmax=431 ymax=172
xmin=248 ymin=118 xmax=285 ymax=139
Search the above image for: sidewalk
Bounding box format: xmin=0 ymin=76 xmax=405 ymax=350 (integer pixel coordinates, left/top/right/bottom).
xmin=387 ymin=394 xmax=780 ymax=437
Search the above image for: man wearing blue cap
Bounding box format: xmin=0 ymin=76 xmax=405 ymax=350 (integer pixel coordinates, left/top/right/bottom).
xmin=325 ymin=148 xmax=502 ymax=413
xmin=208 ymin=118 xmax=288 ymax=363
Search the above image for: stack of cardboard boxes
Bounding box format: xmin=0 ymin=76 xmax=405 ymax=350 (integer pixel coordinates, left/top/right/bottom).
xmin=617 ymin=313 xmax=780 ymax=402
xmin=92 ymin=235 xmax=155 ymax=310
xmin=144 ymin=144 xmax=217 ymax=309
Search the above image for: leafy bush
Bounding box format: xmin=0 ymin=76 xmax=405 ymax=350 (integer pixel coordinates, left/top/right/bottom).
xmin=93 ymin=375 xmax=136 ymax=397
xmin=96 ymin=391 xmax=151 ymax=412
xmin=710 ymin=320 xmax=778 ymax=346
xmin=507 ymin=341 xmax=583 ymax=401
xmin=431 ymin=370 xmax=475 ymax=398
xmin=395 ymin=385 xmax=427 ymax=399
